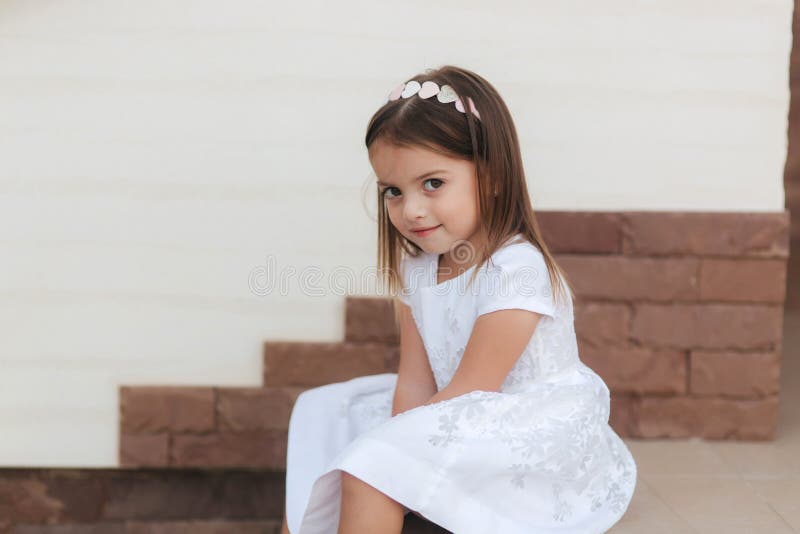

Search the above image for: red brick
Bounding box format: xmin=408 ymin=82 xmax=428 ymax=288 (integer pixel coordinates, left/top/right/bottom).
xmin=345 ymin=296 xmax=399 ymax=344
xmin=537 ymin=212 xmax=622 ymax=253
xmin=0 ymin=479 xmax=63 ymax=522
xmin=580 ymin=345 xmax=686 ymax=395
xmin=634 ymin=396 xmax=778 ymax=440
xmin=126 ymin=521 xmax=281 ymax=534
xmin=120 ymin=387 xmax=215 ymax=434
xmin=101 ymin=469 xmax=283 ymax=520
xmin=788 ymin=253 xmax=800 ymax=310
xmin=608 ymin=394 xmax=641 ymax=438
xmin=574 ymin=303 xmax=631 ymax=347
xmin=170 ymin=430 xmax=286 ymax=469
xmin=621 ymin=212 xmax=789 ymax=258
xmin=263 ymin=341 xmax=393 ymax=387
xmin=37 ymin=474 xmax=108 ymax=523
xmin=557 ymin=255 xmax=699 ymax=301
xmin=690 ymin=350 xmax=781 ymax=398
xmin=694 ymin=395 xmax=780 ymax=440
xmin=216 ymin=386 xmax=306 ymax=432
xmin=11 ymin=525 xmax=126 ymax=533
xmin=385 ymin=345 xmax=400 ymax=373
xmin=700 ymin=258 xmax=787 ymax=303
xmin=631 ymin=303 xmax=783 ymax=350
xmin=119 ymin=433 xmax=169 ymax=467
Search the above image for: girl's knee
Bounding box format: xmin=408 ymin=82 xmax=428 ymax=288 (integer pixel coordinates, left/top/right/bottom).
xmin=340 ymin=471 xmax=362 ymax=492
xmin=340 ymin=471 xmax=381 ymax=500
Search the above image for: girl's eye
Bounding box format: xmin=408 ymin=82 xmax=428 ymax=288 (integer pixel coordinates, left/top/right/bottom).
xmin=382 ymin=187 xmax=401 ymax=199
xmin=381 ymin=178 xmax=443 ymax=200
xmin=423 ymin=178 xmax=443 ymax=191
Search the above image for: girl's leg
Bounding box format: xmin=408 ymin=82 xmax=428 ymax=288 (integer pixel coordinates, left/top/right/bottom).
xmin=337 ymin=471 xmax=405 ymax=534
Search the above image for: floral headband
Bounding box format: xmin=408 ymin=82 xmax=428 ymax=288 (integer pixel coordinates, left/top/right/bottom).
xmin=387 ymin=80 xmax=481 ymax=120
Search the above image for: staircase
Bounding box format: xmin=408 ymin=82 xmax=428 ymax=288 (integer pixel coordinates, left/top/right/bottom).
xmin=119 ymin=295 xmax=449 ymax=532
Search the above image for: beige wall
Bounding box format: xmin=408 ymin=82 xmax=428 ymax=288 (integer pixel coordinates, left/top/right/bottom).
xmin=0 ymin=1 xmax=791 ymax=465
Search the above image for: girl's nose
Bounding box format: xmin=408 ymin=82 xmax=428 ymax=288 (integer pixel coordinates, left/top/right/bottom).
xmin=403 ymin=195 xmax=427 ymax=221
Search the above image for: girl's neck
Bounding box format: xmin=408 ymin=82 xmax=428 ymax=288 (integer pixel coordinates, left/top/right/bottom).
xmin=437 ymin=250 xmax=479 ymax=285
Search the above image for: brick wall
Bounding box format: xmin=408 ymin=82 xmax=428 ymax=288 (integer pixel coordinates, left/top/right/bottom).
xmin=540 ymin=212 xmax=788 ymax=440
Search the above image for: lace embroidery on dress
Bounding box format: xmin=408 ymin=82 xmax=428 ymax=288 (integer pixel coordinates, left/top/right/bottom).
xmin=346 ymin=387 xmax=394 ymax=434
xmin=417 ymin=382 xmax=635 ymax=523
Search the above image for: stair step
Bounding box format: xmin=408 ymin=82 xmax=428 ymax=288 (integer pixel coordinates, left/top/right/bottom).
xmin=344 ymin=295 xmax=399 ymax=344
xmin=0 ymin=467 xmax=451 ymax=532
xmin=0 ymin=467 xmax=286 ymax=529
xmin=119 ymin=385 xmax=306 ymax=469
xmin=263 ymin=340 xmax=398 ymax=387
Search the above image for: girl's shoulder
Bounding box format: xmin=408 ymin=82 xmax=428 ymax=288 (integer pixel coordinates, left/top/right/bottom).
xmin=475 ymin=235 xmax=558 ymax=319
xmin=486 ymin=235 xmax=547 ymax=273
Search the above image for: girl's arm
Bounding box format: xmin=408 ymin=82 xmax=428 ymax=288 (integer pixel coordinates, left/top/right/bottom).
xmin=391 ymin=302 xmax=438 ymax=417
xmin=423 ymin=308 xmax=543 ymax=406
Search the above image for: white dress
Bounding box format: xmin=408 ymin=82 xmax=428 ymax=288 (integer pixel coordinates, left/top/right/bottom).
xmin=284 ymin=234 xmax=637 ymax=534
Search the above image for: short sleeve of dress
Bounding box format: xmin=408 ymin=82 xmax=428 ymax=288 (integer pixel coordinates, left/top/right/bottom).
xmin=476 ymin=242 xmax=556 ymax=319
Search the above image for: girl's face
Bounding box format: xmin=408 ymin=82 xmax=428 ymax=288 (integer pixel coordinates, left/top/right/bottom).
xmin=369 ymin=138 xmax=482 ymax=265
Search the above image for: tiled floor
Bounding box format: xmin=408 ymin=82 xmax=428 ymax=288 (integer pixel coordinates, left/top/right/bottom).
xmin=610 ymin=311 xmax=800 ymax=533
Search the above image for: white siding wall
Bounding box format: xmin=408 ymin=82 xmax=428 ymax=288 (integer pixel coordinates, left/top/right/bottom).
xmin=0 ymin=0 xmax=791 ymax=465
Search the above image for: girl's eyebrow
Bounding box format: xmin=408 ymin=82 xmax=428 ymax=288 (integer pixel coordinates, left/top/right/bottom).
xmin=376 ymin=169 xmax=447 ymax=187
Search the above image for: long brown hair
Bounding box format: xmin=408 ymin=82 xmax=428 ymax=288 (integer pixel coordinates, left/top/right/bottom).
xmin=365 ymin=65 xmax=573 ymax=319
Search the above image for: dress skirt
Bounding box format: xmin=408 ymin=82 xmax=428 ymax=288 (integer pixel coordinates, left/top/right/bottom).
xmin=284 ymin=365 xmax=636 ymax=534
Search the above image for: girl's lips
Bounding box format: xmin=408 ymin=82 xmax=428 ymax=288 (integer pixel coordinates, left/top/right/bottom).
xmin=412 ymin=225 xmax=440 ymax=237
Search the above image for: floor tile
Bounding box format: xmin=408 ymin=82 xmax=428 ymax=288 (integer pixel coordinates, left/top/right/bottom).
xmin=746 ymin=477 xmax=800 ymax=531
xmin=709 ymin=441 xmax=800 ymax=480
xmin=608 ymin=475 xmax=698 ymax=533
xmin=624 ymin=437 xmax=733 ymax=478
xmin=644 ymin=475 xmax=796 ymax=533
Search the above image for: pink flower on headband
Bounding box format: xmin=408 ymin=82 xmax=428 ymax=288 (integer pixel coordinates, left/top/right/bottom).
xmin=387 ymin=80 xmax=481 ymax=120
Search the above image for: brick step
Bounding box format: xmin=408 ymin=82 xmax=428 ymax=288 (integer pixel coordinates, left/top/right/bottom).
xmin=0 ymin=468 xmax=447 ymax=533
xmin=263 ymin=340 xmax=398 ymax=387
xmin=344 ymin=296 xmax=399 ymax=344
xmin=0 ymin=468 xmax=285 ymax=530
xmin=120 ymin=385 xmax=306 ymax=469
xmin=4 ymin=520 xmax=448 ymax=534
xmin=6 ymin=520 xmax=282 ymax=533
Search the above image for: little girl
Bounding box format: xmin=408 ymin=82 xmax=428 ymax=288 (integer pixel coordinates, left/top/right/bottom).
xmin=281 ymin=65 xmax=637 ymax=534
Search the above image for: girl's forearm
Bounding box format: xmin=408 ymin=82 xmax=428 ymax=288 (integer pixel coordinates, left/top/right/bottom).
xmin=423 ymin=388 xmax=459 ymax=407
xmin=391 ymin=384 xmax=436 ymax=417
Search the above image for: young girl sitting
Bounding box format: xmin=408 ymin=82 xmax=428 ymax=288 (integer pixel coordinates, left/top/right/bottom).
xmin=281 ymin=64 xmax=637 ymax=534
